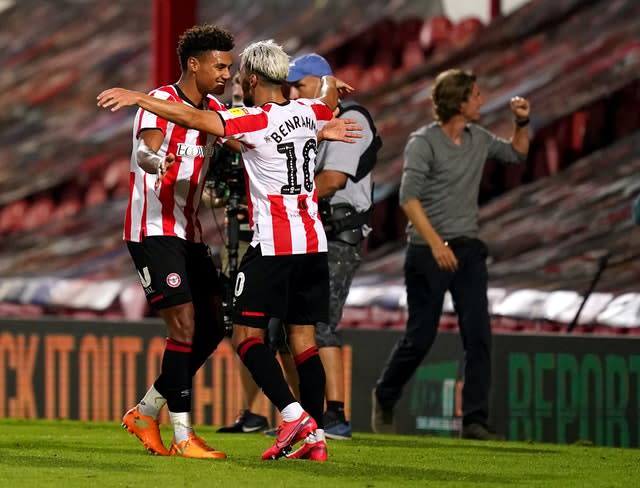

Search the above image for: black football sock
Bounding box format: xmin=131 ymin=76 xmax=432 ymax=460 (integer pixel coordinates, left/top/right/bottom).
xmin=159 ymin=338 xmax=192 ymax=413
xmin=188 ymin=297 xmax=226 ymax=375
xmin=295 ymin=346 xmax=326 ymax=429
xmin=188 ymin=323 xmax=225 ymax=376
xmin=326 ymin=401 xmax=346 ymax=423
xmin=237 ymin=337 xmax=296 ymax=412
xmin=155 ymin=322 xmax=225 ymax=397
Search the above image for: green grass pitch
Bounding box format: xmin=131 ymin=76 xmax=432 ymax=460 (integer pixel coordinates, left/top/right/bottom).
xmin=0 ymin=419 xmax=638 ymax=487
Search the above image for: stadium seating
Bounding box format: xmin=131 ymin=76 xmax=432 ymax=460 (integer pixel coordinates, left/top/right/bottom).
xmin=0 ymin=0 xmax=638 ymax=330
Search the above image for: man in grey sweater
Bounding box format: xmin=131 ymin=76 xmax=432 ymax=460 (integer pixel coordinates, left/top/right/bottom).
xmin=372 ymin=69 xmax=530 ymax=440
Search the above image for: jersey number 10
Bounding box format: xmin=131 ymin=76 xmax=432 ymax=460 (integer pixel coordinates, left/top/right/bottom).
xmin=277 ymin=139 xmax=316 ymax=195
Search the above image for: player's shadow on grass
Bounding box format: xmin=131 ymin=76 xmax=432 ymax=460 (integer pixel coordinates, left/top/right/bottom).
xmin=358 ymin=437 xmax=562 ymax=454
xmin=239 ymin=458 xmax=564 ymax=485
xmin=0 ymin=450 xmax=152 ymax=473
xmin=0 ymin=439 xmax=154 ymax=457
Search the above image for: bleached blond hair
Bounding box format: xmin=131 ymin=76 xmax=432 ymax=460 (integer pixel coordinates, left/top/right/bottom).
xmin=240 ymin=39 xmax=290 ymax=83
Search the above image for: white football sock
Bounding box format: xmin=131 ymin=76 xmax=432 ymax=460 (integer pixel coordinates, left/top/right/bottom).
xmin=280 ymin=402 xmax=304 ymax=422
xmin=137 ymin=385 xmax=166 ymax=418
xmin=169 ymin=411 xmax=193 ymax=443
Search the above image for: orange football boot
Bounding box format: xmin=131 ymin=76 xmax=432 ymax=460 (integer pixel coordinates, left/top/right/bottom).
xmin=169 ymin=432 xmax=227 ymax=459
xmin=122 ymin=406 xmax=170 ymax=456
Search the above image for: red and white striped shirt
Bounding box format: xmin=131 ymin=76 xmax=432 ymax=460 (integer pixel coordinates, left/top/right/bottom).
xmin=219 ymin=99 xmax=333 ymax=256
xmin=124 ymin=85 xmax=225 ymax=243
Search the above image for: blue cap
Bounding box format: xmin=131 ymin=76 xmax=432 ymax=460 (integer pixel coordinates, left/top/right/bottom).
xmin=286 ymin=53 xmax=333 ymax=83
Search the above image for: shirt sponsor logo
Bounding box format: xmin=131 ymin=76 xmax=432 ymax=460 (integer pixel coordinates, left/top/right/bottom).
xmin=228 ymin=107 xmax=249 ymax=117
xmin=166 ymin=272 xmax=182 ymax=288
xmin=176 ymin=143 xmax=215 ymax=158
xmin=285 ymin=208 xmax=318 ymax=219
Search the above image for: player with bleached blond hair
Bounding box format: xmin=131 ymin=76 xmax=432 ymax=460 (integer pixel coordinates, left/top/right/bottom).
xmin=238 ymin=39 xmax=290 ymax=86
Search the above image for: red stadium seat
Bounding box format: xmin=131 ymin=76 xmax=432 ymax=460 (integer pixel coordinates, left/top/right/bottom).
xmin=104 ymin=157 xmax=131 ymax=197
xmin=0 ymin=199 xmax=29 ymax=234
xmin=439 ymin=314 xmax=458 ymax=331
xmin=450 ymin=17 xmax=484 ymax=49
xmin=85 ymin=181 xmax=108 ymax=207
xmin=523 ymin=35 xmax=544 ymax=55
xmin=79 ymin=154 xmax=112 ymax=173
xmin=373 ymin=47 xmax=396 ymax=68
xmin=419 ymin=15 xmax=453 ymax=53
xmin=21 ymin=195 xmax=55 ymax=231
xmin=395 ymin=17 xmax=423 ymax=45
xmin=104 ymin=158 xmax=129 ymax=192
xmin=543 ymin=136 xmax=560 ymax=177
xmin=400 ymin=41 xmax=425 ymax=72
xmin=359 ymin=64 xmax=393 ymax=92
xmin=334 ymin=64 xmax=364 ymax=88
xmin=570 ymin=111 xmax=588 ymax=155
xmin=341 ymin=306 xmax=371 ymax=328
xmin=0 ymin=200 xmax=29 ymax=234
xmin=53 ymin=189 xmax=82 ymax=221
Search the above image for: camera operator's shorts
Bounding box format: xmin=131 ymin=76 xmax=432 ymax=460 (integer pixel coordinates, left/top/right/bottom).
xmin=315 ymin=240 xmax=362 ymax=348
xmin=127 ymin=236 xmax=222 ymax=310
xmin=232 ymin=244 xmax=329 ymax=329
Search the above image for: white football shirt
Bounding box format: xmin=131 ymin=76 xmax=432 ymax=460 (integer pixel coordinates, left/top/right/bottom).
xmin=125 ymin=85 xmax=224 ymax=243
xmin=219 ymin=99 xmax=333 ymax=256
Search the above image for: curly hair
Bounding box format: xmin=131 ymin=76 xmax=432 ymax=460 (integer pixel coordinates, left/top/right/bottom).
xmin=431 ymin=69 xmax=476 ymax=123
xmin=177 ymin=24 xmax=234 ymax=70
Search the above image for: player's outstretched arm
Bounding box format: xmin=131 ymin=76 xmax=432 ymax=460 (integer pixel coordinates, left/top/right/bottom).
xmin=318 ymin=117 xmax=362 ymax=143
xmin=97 ymin=88 xmax=225 ymax=136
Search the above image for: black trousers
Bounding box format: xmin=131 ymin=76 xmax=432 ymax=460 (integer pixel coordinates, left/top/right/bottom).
xmin=375 ymin=239 xmax=492 ymax=427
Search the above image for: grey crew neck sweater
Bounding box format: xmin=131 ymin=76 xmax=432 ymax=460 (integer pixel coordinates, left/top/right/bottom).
xmin=399 ymin=122 xmax=527 ymax=245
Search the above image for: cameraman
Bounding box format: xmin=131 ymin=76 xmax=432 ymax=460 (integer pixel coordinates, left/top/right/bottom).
xmin=283 ymin=53 xmax=381 ymax=440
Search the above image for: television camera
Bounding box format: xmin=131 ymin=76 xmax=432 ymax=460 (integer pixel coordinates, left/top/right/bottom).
xmin=206 ymin=143 xmax=247 ymax=334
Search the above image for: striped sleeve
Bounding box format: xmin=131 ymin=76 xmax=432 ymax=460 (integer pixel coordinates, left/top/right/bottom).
xmin=136 ymin=88 xmax=176 ymax=137
xmin=207 ymin=95 xmax=228 ymax=144
xmin=297 ymin=98 xmax=333 ymax=131
xmin=207 ymin=96 xmax=227 ymax=111
xmin=310 ymin=100 xmax=334 ymax=122
xmin=218 ymin=106 xmax=269 ymax=146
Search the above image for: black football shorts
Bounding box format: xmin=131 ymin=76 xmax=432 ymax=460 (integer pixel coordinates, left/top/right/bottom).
xmin=231 ymin=244 xmax=329 ymax=328
xmin=127 ymin=236 xmax=221 ymax=310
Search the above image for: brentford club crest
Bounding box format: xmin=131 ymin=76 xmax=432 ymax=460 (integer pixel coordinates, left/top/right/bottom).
xmin=166 ymin=273 xmax=182 ymax=288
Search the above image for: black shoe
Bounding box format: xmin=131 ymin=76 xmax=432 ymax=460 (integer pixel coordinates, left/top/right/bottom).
xmin=371 ymin=388 xmax=396 ymax=434
xmin=217 ymin=409 xmax=268 ymax=433
xmin=460 ymin=423 xmax=505 ymax=441
xmin=323 ymin=412 xmax=352 ymax=440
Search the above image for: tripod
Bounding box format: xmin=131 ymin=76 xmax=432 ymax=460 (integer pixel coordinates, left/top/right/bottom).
xmin=225 ymin=193 xmax=242 ymax=284
xmin=567 ymin=251 xmax=610 ymax=332
xmin=220 ymin=191 xmax=245 ymax=335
